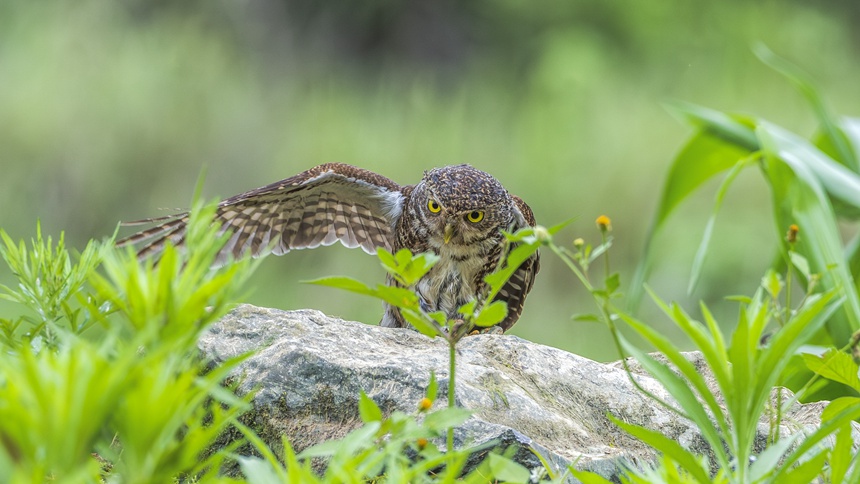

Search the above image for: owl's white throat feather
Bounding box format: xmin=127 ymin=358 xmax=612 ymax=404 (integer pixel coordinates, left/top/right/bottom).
xmin=417 ymin=241 xmax=488 ymax=319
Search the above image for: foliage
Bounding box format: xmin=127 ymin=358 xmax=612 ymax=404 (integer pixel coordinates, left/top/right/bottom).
xmin=632 ymin=46 xmax=860 ymax=350
xmin=558 ymin=49 xmax=860 ymax=483
xmin=236 ymin=375 xmax=532 ymax=483
xmin=0 ymin=201 xmax=255 ymax=483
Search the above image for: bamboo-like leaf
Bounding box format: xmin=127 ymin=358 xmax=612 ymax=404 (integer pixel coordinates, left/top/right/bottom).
xmin=630 ymin=124 xmax=753 ymax=309
xmin=615 ymin=330 xmax=730 ymax=470
xmin=688 ymin=156 xmax=754 ymax=294
xmin=747 ymin=432 xmax=799 ymax=482
xmin=608 ymin=415 xmax=712 ymax=484
xmin=759 ymin=123 xmax=860 ymax=342
xmin=755 ymin=43 xmax=858 ymax=171
xmin=830 ymin=424 xmax=853 ymax=484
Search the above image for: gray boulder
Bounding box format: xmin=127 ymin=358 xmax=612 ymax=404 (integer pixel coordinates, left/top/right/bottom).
xmin=199 ymin=304 xmax=838 ymax=481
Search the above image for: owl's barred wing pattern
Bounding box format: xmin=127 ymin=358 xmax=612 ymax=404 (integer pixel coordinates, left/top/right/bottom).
xmin=117 ymin=163 xmax=405 ymax=264
xmin=495 ymin=195 xmax=540 ymax=331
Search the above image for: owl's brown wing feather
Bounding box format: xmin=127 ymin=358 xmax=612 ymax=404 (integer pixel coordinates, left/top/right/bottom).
xmin=117 ymin=163 xmax=405 ymax=264
xmin=495 ymin=195 xmax=540 ymax=331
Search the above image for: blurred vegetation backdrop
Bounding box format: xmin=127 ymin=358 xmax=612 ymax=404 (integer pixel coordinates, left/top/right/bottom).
xmin=1 ymin=0 xmax=858 ymax=361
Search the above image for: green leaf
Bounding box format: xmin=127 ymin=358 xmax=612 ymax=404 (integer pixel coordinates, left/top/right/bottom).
xmin=458 ymin=300 xmax=477 ymax=317
xmin=616 ymin=325 xmax=730 ymax=470
xmin=376 ymin=247 xmax=397 ymax=271
xmin=422 ymin=407 xmax=472 ymax=433
xmin=425 ymin=371 xmax=438 ymax=401
xmin=630 ymin=125 xmax=753 ymax=309
xmin=801 ymin=349 xmax=860 ymax=390
xmin=401 ymin=309 xmax=441 ymax=338
xmin=570 ymin=313 xmax=602 ymax=323
xmin=821 ymin=396 xmax=860 ymax=422
xmin=759 ymin=121 xmax=860 ymax=211
xmin=567 ymin=467 xmax=614 ymax=484
xmin=666 ymin=100 xmax=759 ymax=150
xmin=605 ymin=273 xmax=620 ymax=294
xmin=487 ymin=453 xmax=530 ymax=482
xmin=374 ymin=285 xmax=420 ymax=309
xmin=779 ymin=450 xmax=828 ymax=484
xmin=761 ymin=269 xmax=784 ymax=299
xmin=830 ymin=424 xmax=853 ymax=484
xmin=755 ymin=43 xmax=858 ymax=171
xmin=358 ymin=391 xmax=383 ymax=423
xmin=473 ymin=301 xmax=508 ymax=327
xmin=237 ymin=457 xmax=284 ymax=484
xmin=688 ymin=156 xmax=753 ymax=294
xmin=298 ymin=422 xmax=380 ymax=459
xmin=747 ymin=432 xmax=800 ymax=482
xmin=608 ymin=415 xmax=712 ymax=484
xmin=759 ymin=123 xmax=860 ymax=342
xmin=304 ymin=276 xmax=374 ymax=296
xmin=788 ymin=251 xmax=811 ymax=280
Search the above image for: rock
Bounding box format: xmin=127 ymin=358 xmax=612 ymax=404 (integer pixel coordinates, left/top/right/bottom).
xmin=199 ymin=304 xmax=842 ymax=481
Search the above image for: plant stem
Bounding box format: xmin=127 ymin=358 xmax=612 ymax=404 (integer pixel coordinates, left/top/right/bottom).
xmin=447 ymin=339 xmax=455 ymax=455
xmin=550 ymin=243 xmax=687 ymax=418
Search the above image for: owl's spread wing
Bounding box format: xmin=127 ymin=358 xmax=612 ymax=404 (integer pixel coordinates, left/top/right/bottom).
xmin=117 ymin=163 xmax=405 ymax=264
xmin=495 ymin=195 xmax=541 ymax=331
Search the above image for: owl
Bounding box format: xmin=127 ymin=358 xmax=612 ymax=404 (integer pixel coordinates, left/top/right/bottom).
xmin=119 ymin=163 xmax=540 ymax=332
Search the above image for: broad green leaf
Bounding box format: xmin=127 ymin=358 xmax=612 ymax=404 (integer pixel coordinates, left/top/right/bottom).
xmin=400 ymin=309 xmax=440 ymax=338
xmin=605 ymin=272 xmax=620 ymax=294
xmin=422 ymin=407 xmax=472 ymax=433
xmin=376 ymin=247 xmax=397 ymax=271
xmin=608 ymin=415 xmax=712 ymax=484
xmin=304 ymin=276 xmax=374 ymax=296
xmin=473 ymin=301 xmax=508 ymax=327
xmin=801 ymin=349 xmax=860 ymax=390
xmin=374 ymin=286 xmax=420 ymax=309
xmin=458 ymin=300 xmax=477 ymax=316
xmin=761 ymin=269 xmax=784 ymax=299
xmin=486 ymin=453 xmax=530 ymax=482
xmin=358 ymin=391 xmax=383 ymax=423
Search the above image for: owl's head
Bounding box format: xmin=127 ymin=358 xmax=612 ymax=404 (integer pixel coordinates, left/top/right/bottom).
xmin=417 ymin=164 xmax=513 ymax=247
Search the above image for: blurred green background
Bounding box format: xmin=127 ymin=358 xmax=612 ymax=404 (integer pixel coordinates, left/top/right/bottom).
xmin=1 ymin=0 xmax=858 ymax=361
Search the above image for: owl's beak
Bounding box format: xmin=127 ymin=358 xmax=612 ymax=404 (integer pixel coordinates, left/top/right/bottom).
xmin=443 ymin=224 xmax=454 ymax=244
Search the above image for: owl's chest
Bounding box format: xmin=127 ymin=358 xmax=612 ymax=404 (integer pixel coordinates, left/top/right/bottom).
xmin=415 ymin=244 xmax=490 ymax=318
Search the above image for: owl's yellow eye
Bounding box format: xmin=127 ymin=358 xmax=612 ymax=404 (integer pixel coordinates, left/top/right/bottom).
xmin=427 ymin=199 xmax=442 ymax=213
xmin=466 ymin=211 xmax=484 ymax=223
